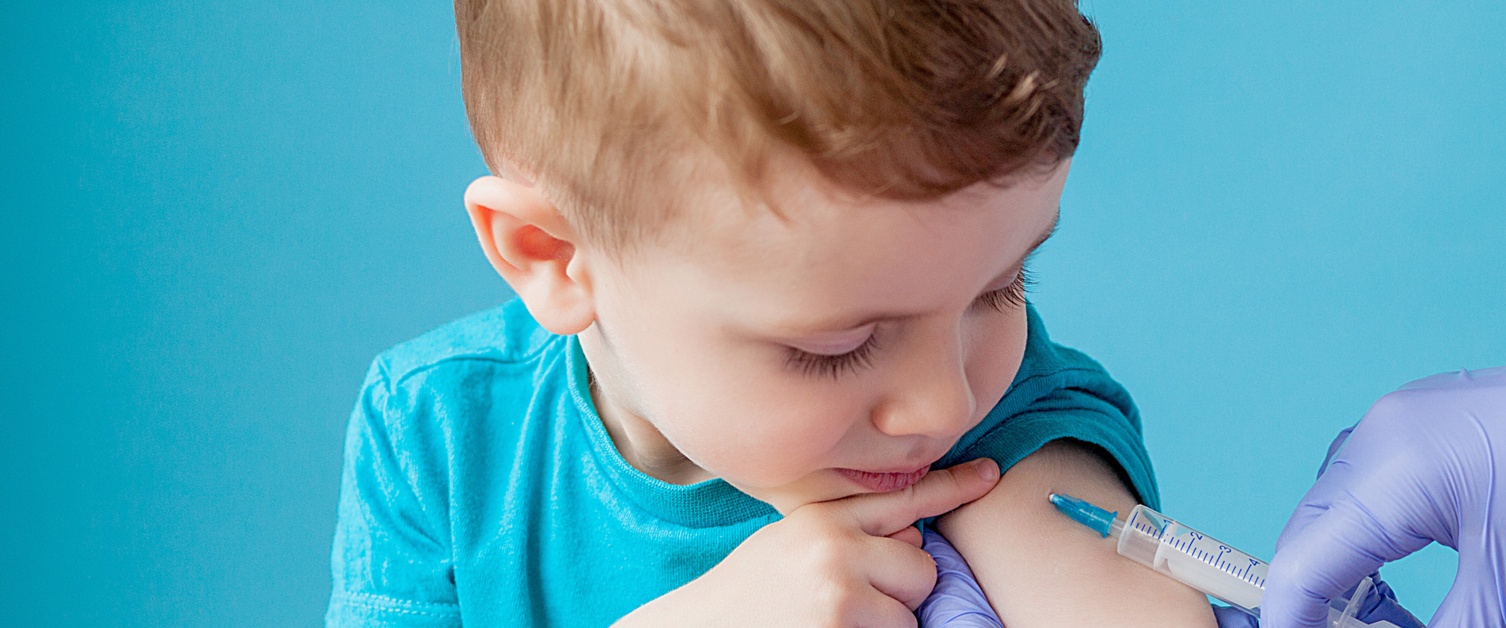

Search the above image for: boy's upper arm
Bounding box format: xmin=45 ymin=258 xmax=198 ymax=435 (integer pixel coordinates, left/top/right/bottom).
xmin=935 ymin=440 xmax=1216 ymax=627
xmin=932 ymin=313 xmax=1211 ymax=626
xmin=326 ymin=358 xmax=462 ymax=627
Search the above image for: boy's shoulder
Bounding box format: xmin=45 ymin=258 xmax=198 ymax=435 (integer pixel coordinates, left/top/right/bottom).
xmin=1017 ymin=304 xmax=1116 ymax=385
xmin=374 ymin=297 xmax=557 ymax=386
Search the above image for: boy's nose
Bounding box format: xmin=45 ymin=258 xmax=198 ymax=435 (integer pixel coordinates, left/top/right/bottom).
xmin=870 ymin=345 xmax=976 ymax=440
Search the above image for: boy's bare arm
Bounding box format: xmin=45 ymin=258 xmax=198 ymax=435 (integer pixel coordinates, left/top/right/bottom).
xmin=935 ymin=440 xmax=1217 ymax=626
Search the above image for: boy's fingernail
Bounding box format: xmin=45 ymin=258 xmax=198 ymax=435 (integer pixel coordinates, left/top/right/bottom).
xmin=973 ymin=458 xmax=999 ymax=480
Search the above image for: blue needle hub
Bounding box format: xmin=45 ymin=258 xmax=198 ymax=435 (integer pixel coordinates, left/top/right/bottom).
xmin=1049 ymin=492 xmax=1118 ymax=538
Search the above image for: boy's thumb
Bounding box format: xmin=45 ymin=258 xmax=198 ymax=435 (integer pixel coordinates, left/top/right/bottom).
xmin=844 ymin=458 xmax=1000 ymax=537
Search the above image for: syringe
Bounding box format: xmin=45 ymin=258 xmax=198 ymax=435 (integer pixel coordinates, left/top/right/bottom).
xmin=1048 ymin=493 xmax=1397 ymax=628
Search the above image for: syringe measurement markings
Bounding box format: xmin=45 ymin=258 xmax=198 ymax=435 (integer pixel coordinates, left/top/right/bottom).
xmin=1051 ymin=497 xmax=1298 ymax=617
xmin=1120 ymin=508 xmax=1269 ymax=589
xmin=1127 ymin=510 xmax=1161 ymax=540
xmin=1213 ymin=546 xmax=1232 ymax=574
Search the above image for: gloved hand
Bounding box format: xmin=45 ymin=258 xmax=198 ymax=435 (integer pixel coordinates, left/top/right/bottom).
xmin=1209 ymin=576 xmax=1420 ymax=628
xmin=1262 ymin=366 xmax=1506 ymax=627
xmin=916 ymin=527 xmax=1004 ymax=627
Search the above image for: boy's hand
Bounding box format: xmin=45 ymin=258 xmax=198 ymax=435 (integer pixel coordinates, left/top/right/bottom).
xmin=616 ymin=458 xmax=1001 ymax=627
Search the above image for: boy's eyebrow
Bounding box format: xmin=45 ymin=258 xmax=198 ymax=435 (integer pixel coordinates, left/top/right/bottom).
xmin=782 ymin=208 xmax=1061 ymax=334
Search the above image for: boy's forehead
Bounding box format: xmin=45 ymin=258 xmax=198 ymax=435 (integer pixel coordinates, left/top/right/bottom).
xmin=771 ymin=207 xmax=1060 ymax=335
xmin=633 ymin=160 xmax=1069 ymax=334
xmin=685 ymin=159 xmax=1070 ymax=271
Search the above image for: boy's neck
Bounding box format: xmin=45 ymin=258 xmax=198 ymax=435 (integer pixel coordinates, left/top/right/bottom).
xmin=583 ymin=344 xmax=714 ymax=486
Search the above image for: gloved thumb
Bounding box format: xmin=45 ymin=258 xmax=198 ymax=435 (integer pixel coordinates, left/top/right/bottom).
xmin=1427 ymin=546 xmax=1506 ymax=626
xmin=1212 ymin=606 xmax=1257 ymax=628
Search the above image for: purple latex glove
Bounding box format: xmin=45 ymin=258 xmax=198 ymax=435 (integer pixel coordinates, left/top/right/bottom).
xmin=916 ymin=528 xmax=1004 ymax=628
xmin=1215 ymin=605 xmax=1260 ymax=627
xmin=1209 ymin=576 xmax=1421 ymax=628
xmin=1219 ymin=413 xmax=1427 ymax=628
xmin=1262 ymin=366 xmax=1506 ymax=627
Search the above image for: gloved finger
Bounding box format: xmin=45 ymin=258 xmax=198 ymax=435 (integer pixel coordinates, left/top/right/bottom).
xmin=1275 ymin=422 xmax=1432 ymax=558
xmin=921 ymin=529 xmax=987 ymax=595
xmin=1430 ymin=574 xmax=1506 ymax=627
xmin=917 ymin=609 xmax=1005 ymax=628
xmin=1356 ymin=577 xmax=1425 ymax=628
xmin=1263 ymin=502 xmax=1422 ymax=628
xmin=1273 ymin=469 xmax=1347 ymax=556
xmin=921 ymin=528 xmax=965 ymax=569
xmin=1316 ymin=426 xmax=1355 ymax=477
xmin=1274 ymin=428 xmax=1358 ymax=553
xmin=1407 ymin=366 xmax=1506 ymax=626
xmin=1429 ymin=516 xmax=1506 ymax=627
xmin=917 ymin=529 xmax=1003 ymax=628
xmin=1211 ymin=605 xmax=1257 ymax=628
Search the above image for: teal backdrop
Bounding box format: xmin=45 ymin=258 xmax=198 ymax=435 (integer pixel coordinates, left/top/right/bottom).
xmin=2 ymin=2 xmax=1499 ymax=625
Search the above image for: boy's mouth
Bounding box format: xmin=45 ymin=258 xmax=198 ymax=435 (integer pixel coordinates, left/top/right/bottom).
xmin=832 ymin=465 xmax=930 ymax=493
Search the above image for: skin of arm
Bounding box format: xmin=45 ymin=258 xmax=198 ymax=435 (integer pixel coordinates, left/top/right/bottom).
xmin=936 ymin=440 xmax=1217 ymax=627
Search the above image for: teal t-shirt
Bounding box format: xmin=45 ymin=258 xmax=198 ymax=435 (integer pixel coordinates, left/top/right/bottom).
xmin=325 ymin=299 xmax=1159 ymax=626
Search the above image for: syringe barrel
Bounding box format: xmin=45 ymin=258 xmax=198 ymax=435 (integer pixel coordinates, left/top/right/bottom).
xmin=1109 ymin=505 xmax=1394 ymax=628
xmin=1113 ymin=505 xmax=1160 ymax=568
xmin=1113 ymin=504 xmax=1267 ymax=613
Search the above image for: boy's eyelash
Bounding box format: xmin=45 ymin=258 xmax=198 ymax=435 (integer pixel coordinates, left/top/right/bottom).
xmin=784 ymin=333 xmax=882 ymax=380
xmin=974 ymin=262 xmax=1036 ymax=313
xmin=784 ymin=263 xmax=1036 ymax=380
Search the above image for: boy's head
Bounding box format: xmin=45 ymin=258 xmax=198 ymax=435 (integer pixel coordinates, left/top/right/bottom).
xmin=455 ymin=0 xmax=1099 ymax=513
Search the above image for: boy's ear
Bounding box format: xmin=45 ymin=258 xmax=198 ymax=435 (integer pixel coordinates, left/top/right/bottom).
xmin=464 ymin=175 xmax=595 ymax=336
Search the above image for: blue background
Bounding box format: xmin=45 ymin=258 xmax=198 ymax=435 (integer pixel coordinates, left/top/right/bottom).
xmin=2 ymin=2 xmax=1498 ymax=625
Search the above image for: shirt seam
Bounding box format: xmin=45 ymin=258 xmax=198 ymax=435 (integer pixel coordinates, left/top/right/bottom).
xmin=387 ymin=338 xmax=557 ymax=389
xmin=1013 ymin=364 xmax=1112 ymax=387
xmin=367 ymin=357 xmax=460 ymax=576
xmin=331 ymin=590 xmax=461 ymax=617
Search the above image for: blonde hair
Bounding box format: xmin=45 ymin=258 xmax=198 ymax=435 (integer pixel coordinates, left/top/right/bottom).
xmin=455 ymin=0 xmax=1101 ymax=253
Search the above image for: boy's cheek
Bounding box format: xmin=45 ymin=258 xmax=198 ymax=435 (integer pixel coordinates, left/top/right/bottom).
xmin=965 ymin=309 xmax=1030 ymax=403
xmin=666 ymin=407 xmax=849 ymax=484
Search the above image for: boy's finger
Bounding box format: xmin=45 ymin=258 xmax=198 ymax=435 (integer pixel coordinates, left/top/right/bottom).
xmin=864 ymin=536 xmax=942 ymax=610
xmin=844 ymin=458 xmax=1000 ymax=537
xmin=853 ymin=586 xmax=923 ymax=627
xmin=887 ymin=525 xmax=923 ymax=549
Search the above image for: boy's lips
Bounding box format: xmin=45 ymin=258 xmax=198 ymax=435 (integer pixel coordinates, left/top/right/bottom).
xmin=832 ymin=465 xmax=931 ymax=493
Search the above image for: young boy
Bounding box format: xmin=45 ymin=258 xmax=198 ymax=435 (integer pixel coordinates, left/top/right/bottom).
xmin=327 ymin=1 xmax=1217 ymax=625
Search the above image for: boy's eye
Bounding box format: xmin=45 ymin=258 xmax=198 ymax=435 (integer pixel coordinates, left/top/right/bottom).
xmin=784 ymin=263 xmax=1034 ymax=380
xmin=973 ymin=263 xmax=1035 ymax=313
xmin=784 ymin=334 xmax=881 ymax=379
